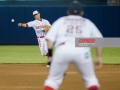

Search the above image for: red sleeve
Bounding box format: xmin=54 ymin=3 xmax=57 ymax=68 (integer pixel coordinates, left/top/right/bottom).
xmin=26 ymin=24 xmax=28 ymax=28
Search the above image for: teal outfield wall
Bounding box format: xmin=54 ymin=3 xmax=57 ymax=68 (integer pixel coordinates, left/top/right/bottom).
xmin=0 ymin=6 xmax=119 ymax=45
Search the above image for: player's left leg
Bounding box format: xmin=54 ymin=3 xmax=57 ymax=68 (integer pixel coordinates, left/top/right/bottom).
xmin=44 ymin=40 xmax=51 ymax=67
xmin=74 ymin=51 xmax=100 ymax=90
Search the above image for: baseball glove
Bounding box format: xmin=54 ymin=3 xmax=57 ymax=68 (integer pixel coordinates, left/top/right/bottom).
xmin=43 ymin=25 xmax=50 ymax=33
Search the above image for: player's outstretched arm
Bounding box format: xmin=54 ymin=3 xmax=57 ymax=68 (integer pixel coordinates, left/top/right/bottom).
xmin=94 ymin=47 xmax=102 ymax=70
xmin=18 ymin=23 xmax=27 ymax=27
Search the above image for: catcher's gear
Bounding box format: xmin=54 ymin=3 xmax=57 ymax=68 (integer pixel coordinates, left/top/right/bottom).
xmin=43 ymin=25 xmax=50 ymax=33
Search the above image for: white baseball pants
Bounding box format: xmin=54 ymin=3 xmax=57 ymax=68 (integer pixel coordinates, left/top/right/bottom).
xmin=44 ymin=44 xmax=100 ymax=90
xmin=37 ymin=37 xmax=48 ymax=56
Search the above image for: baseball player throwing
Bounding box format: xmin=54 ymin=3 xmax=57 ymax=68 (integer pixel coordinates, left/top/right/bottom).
xmin=44 ymin=1 xmax=103 ymax=90
xmin=18 ymin=10 xmax=51 ymax=67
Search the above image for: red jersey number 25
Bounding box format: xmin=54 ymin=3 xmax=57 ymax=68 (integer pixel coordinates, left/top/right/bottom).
xmin=66 ymin=25 xmax=82 ymax=34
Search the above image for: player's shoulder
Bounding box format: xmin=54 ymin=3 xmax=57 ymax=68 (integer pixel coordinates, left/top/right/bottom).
xmin=30 ymin=20 xmax=37 ymax=23
xmin=82 ymin=17 xmax=95 ymax=27
xmin=27 ymin=20 xmax=36 ymax=24
xmin=86 ymin=18 xmax=93 ymax=23
xmin=58 ymin=16 xmax=68 ymax=20
xmin=42 ymin=18 xmax=49 ymax=22
xmin=78 ymin=16 xmax=91 ymax=23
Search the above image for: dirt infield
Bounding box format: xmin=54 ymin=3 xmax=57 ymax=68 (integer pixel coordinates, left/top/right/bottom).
xmin=0 ymin=64 xmax=119 ymax=90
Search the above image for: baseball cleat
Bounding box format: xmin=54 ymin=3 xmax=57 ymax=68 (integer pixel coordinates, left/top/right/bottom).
xmin=46 ymin=61 xmax=51 ymax=67
xmin=46 ymin=65 xmax=50 ymax=67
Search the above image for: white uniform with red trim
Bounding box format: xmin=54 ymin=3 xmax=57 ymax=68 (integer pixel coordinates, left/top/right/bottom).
xmin=27 ymin=19 xmax=51 ymax=56
xmin=44 ymin=15 xmax=103 ymax=90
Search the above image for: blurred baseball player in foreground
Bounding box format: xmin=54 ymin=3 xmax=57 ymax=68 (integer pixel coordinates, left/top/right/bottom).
xmin=44 ymin=1 xmax=103 ymax=90
xmin=18 ymin=10 xmax=51 ymax=67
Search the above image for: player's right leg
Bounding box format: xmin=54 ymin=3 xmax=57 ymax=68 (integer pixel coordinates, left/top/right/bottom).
xmin=38 ymin=38 xmax=48 ymax=56
xmin=44 ymin=47 xmax=69 ymax=90
xmin=44 ymin=60 xmax=69 ymax=90
xmin=74 ymin=51 xmax=100 ymax=90
xmin=38 ymin=41 xmax=45 ymax=56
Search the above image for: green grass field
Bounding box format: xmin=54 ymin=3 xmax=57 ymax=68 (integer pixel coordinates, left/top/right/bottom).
xmin=0 ymin=45 xmax=120 ymax=64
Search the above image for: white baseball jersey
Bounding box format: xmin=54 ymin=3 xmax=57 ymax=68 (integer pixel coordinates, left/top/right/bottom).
xmin=27 ymin=19 xmax=51 ymax=37
xmin=44 ymin=15 xmax=103 ymax=90
xmin=45 ymin=15 xmax=103 ymax=50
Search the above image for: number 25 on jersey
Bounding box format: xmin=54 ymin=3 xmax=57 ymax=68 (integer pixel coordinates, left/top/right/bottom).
xmin=66 ymin=25 xmax=82 ymax=34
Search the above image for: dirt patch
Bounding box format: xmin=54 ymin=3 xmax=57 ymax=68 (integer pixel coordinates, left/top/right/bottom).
xmin=0 ymin=64 xmax=119 ymax=90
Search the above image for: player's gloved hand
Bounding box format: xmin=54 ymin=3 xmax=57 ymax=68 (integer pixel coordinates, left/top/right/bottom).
xmin=94 ymin=57 xmax=102 ymax=70
xmin=43 ymin=25 xmax=50 ymax=33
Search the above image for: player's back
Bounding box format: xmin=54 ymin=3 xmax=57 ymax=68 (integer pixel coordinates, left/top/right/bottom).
xmin=46 ymin=15 xmax=102 ymax=52
xmin=50 ymin=15 xmax=102 ymax=63
xmin=50 ymin=15 xmax=103 ymax=53
xmin=54 ymin=15 xmax=93 ymax=49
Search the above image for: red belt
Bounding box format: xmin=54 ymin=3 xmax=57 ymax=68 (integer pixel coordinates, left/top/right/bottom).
xmin=38 ymin=36 xmax=45 ymax=38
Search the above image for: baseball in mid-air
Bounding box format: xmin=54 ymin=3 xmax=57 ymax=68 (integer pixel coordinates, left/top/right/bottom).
xmin=11 ymin=19 xmax=14 ymax=22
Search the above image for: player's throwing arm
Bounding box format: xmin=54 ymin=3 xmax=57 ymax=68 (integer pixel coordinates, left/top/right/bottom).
xmin=18 ymin=10 xmax=51 ymax=68
xmin=18 ymin=23 xmax=27 ymax=27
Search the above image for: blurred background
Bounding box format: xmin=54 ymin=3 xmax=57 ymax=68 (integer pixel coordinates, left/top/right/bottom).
xmin=0 ymin=2 xmax=120 ymax=90
xmin=0 ymin=1 xmax=119 ymax=64
xmin=0 ymin=0 xmax=120 ymax=45
xmin=0 ymin=0 xmax=119 ymax=6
